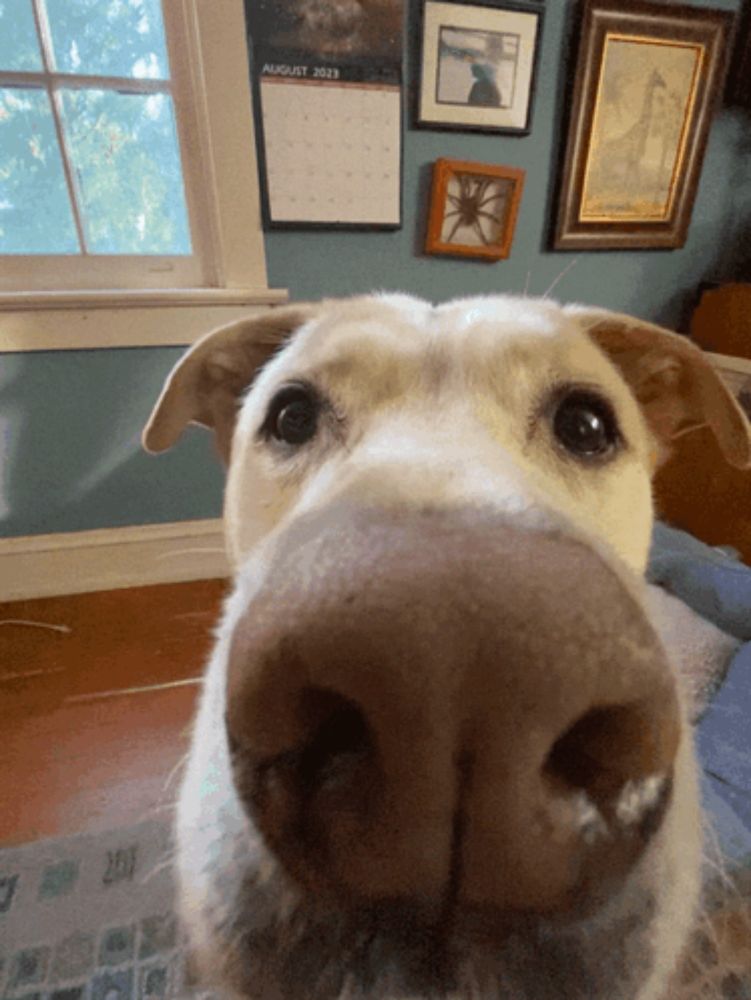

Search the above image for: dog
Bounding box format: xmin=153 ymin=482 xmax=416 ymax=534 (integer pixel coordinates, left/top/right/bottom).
xmin=143 ymin=294 xmax=751 ymax=1000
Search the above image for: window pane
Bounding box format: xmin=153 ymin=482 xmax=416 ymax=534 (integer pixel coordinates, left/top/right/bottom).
xmin=0 ymin=87 xmax=79 ymax=253
xmin=44 ymin=0 xmax=170 ymax=78
xmin=0 ymin=0 xmax=43 ymax=71
xmin=59 ymin=88 xmax=191 ymax=254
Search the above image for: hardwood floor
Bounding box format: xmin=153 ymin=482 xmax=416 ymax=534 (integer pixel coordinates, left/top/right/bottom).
xmin=2 ymin=580 xmax=747 ymax=993
xmin=0 ymin=578 xmax=227 ymax=846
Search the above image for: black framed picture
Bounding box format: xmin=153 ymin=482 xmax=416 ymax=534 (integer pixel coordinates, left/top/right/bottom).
xmin=417 ymin=0 xmax=544 ymax=135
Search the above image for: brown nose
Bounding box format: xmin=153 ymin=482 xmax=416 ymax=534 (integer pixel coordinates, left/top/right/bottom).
xmin=226 ymin=506 xmax=680 ymax=924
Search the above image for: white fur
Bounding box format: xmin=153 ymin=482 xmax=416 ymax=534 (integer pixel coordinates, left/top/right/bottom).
xmin=165 ymin=295 xmax=709 ymax=999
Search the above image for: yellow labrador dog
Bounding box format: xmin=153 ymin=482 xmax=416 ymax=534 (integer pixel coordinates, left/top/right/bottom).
xmin=144 ymin=294 xmax=750 ymax=1000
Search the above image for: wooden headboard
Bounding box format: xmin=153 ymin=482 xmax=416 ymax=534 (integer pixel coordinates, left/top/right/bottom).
xmin=653 ymin=285 xmax=751 ymax=565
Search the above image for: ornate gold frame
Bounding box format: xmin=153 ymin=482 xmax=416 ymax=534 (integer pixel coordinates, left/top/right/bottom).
xmin=553 ymin=0 xmax=732 ymax=251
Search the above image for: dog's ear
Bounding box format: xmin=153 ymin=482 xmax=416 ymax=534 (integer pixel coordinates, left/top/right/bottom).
xmin=142 ymin=303 xmax=318 ymax=463
xmin=569 ymin=306 xmax=751 ymax=469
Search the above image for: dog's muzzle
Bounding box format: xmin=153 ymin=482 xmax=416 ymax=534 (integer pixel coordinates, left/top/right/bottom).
xmin=225 ymin=505 xmax=679 ymax=936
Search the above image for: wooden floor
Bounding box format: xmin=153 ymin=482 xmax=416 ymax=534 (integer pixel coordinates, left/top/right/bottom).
xmin=0 ymin=578 xmax=227 ymax=847
xmin=2 ymin=579 xmax=747 ymax=992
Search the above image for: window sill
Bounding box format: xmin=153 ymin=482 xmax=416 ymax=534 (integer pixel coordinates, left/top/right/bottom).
xmin=0 ymin=287 xmax=290 ymax=352
xmin=0 ymin=286 xmax=289 ymax=313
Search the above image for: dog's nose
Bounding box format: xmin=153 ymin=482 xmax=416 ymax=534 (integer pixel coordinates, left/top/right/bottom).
xmin=226 ymin=506 xmax=680 ymax=922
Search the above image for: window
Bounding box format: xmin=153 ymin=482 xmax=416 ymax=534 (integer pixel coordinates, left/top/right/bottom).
xmin=0 ymin=0 xmax=278 ymax=327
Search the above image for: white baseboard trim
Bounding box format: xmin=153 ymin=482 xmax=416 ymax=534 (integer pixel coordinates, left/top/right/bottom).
xmin=0 ymin=519 xmax=230 ymax=601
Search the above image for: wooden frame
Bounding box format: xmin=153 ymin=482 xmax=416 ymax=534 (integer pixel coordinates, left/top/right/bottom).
xmin=425 ymin=158 xmax=525 ymax=260
xmin=417 ymin=0 xmax=544 ymax=135
xmin=553 ymin=0 xmax=732 ymax=251
xmin=0 ymin=0 xmax=284 ymax=353
xmin=0 ymin=0 xmax=272 ymax=300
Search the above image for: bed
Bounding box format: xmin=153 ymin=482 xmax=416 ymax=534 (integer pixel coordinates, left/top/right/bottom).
xmin=648 ymin=521 xmax=751 ymax=997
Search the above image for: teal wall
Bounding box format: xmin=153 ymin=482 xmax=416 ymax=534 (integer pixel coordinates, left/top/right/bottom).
xmin=1 ymin=0 xmax=750 ymax=539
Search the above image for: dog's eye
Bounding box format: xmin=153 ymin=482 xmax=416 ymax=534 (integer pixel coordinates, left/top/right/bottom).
xmin=553 ymin=390 xmax=620 ymax=459
xmin=265 ymin=384 xmax=319 ymax=446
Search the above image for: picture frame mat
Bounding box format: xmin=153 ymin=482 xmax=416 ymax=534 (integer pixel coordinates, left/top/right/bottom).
xmin=579 ymin=33 xmax=705 ymax=223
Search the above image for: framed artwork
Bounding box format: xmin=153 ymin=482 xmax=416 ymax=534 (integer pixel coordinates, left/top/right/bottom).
xmin=425 ymin=158 xmax=525 ymax=259
xmin=417 ymin=0 xmax=544 ymax=135
xmin=245 ymin=0 xmax=403 ymax=229
xmin=553 ymin=0 xmax=732 ymax=250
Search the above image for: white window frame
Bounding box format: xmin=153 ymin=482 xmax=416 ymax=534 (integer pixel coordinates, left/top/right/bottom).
xmin=0 ymin=0 xmax=286 ymax=351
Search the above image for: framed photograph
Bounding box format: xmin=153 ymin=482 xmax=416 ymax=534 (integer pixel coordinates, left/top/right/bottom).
xmin=553 ymin=0 xmax=733 ymax=250
xmin=425 ymin=158 xmax=525 ymax=259
xmin=417 ymin=0 xmax=544 ymax=134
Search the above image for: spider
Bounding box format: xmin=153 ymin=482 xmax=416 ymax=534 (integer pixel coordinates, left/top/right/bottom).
xmin=444 ymin=173 xmax=506 ymax=245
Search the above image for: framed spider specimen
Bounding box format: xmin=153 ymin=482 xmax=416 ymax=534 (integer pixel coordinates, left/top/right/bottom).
xmin=425 ymin=158 xmax=525 ymax=260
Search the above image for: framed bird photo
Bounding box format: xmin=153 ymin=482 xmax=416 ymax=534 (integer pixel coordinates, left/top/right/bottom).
xmin=425 ymin=158 xmax=525 ymax=260
xmin=417 ymin=0 xmax=544 ymax=135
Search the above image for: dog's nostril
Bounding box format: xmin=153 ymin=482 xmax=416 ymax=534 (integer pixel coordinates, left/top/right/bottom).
xmin=544 ymin=702 xmax=668 ymax=812
xmin=295 ymin=687 xmax=374 ymax=788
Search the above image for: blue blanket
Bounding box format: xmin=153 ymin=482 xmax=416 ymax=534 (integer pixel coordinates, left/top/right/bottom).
xmin=648 ymin=523 xmax=751 ymax=866
xmin=648 ymin=523 xmax=751 ymax=994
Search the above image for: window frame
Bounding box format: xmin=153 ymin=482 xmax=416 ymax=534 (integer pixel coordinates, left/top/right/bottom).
xmin=0 ymin=0 xmax=283 ymax=349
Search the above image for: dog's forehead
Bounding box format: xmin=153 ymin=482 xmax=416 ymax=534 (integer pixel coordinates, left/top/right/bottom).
xmin=281 ymin=293 xmax=608 ymax=381
xmin=433 ymin=293 xmax=565 ymax=338
xmin=432 ymin=295 xmax=602 ymax=376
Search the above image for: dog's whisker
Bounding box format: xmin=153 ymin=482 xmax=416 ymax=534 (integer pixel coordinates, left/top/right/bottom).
xmin=523 ymin=270 xmax=532 ymax=297
xmin=1 ymin=665 xmax=66 ymax=681
xmin=155 ymin=546 xmax=226 ymax=560
xmin=140 ymin=849 xmax=178 ymax=885
xmin=542 ymin=256 xmax=580 ymax=299
xmin=704 ymin=767 xmax=751 ymax=801
xmin=161 ymin=750 xmax=192 ymax=800
xmin=0 ymin=618 xmax=72 ymax=633
xmin=142 ymin=800 xmax=180 ymax=818
xmin=700 ymin=813 xmax=735 ymax=890
xmin=171 ymin=609 xmax=218 ymax=622
xmin=64 ymin=675 xmax=203 ymax=704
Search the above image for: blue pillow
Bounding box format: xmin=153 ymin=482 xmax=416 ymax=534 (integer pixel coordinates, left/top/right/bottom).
xmin=696 ymin=641 xmax=751 ymax=842
xmin=648 ymin=522 xmax=751 ymax=641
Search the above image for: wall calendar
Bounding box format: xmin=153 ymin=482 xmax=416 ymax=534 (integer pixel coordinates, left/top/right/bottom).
xmin=246 ymin=1 xmax=403 ymax=229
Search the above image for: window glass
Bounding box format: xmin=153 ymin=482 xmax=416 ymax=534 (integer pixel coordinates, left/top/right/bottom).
xmin=44 ymin=0 xmax=170 ymax=79
xmin=59 ymin=88 xmax=191 ymax=254
xmin=0 ymin=0 xmax=43 ymax=72
xmin=0 ymin=87 xmax=79 ymax=253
